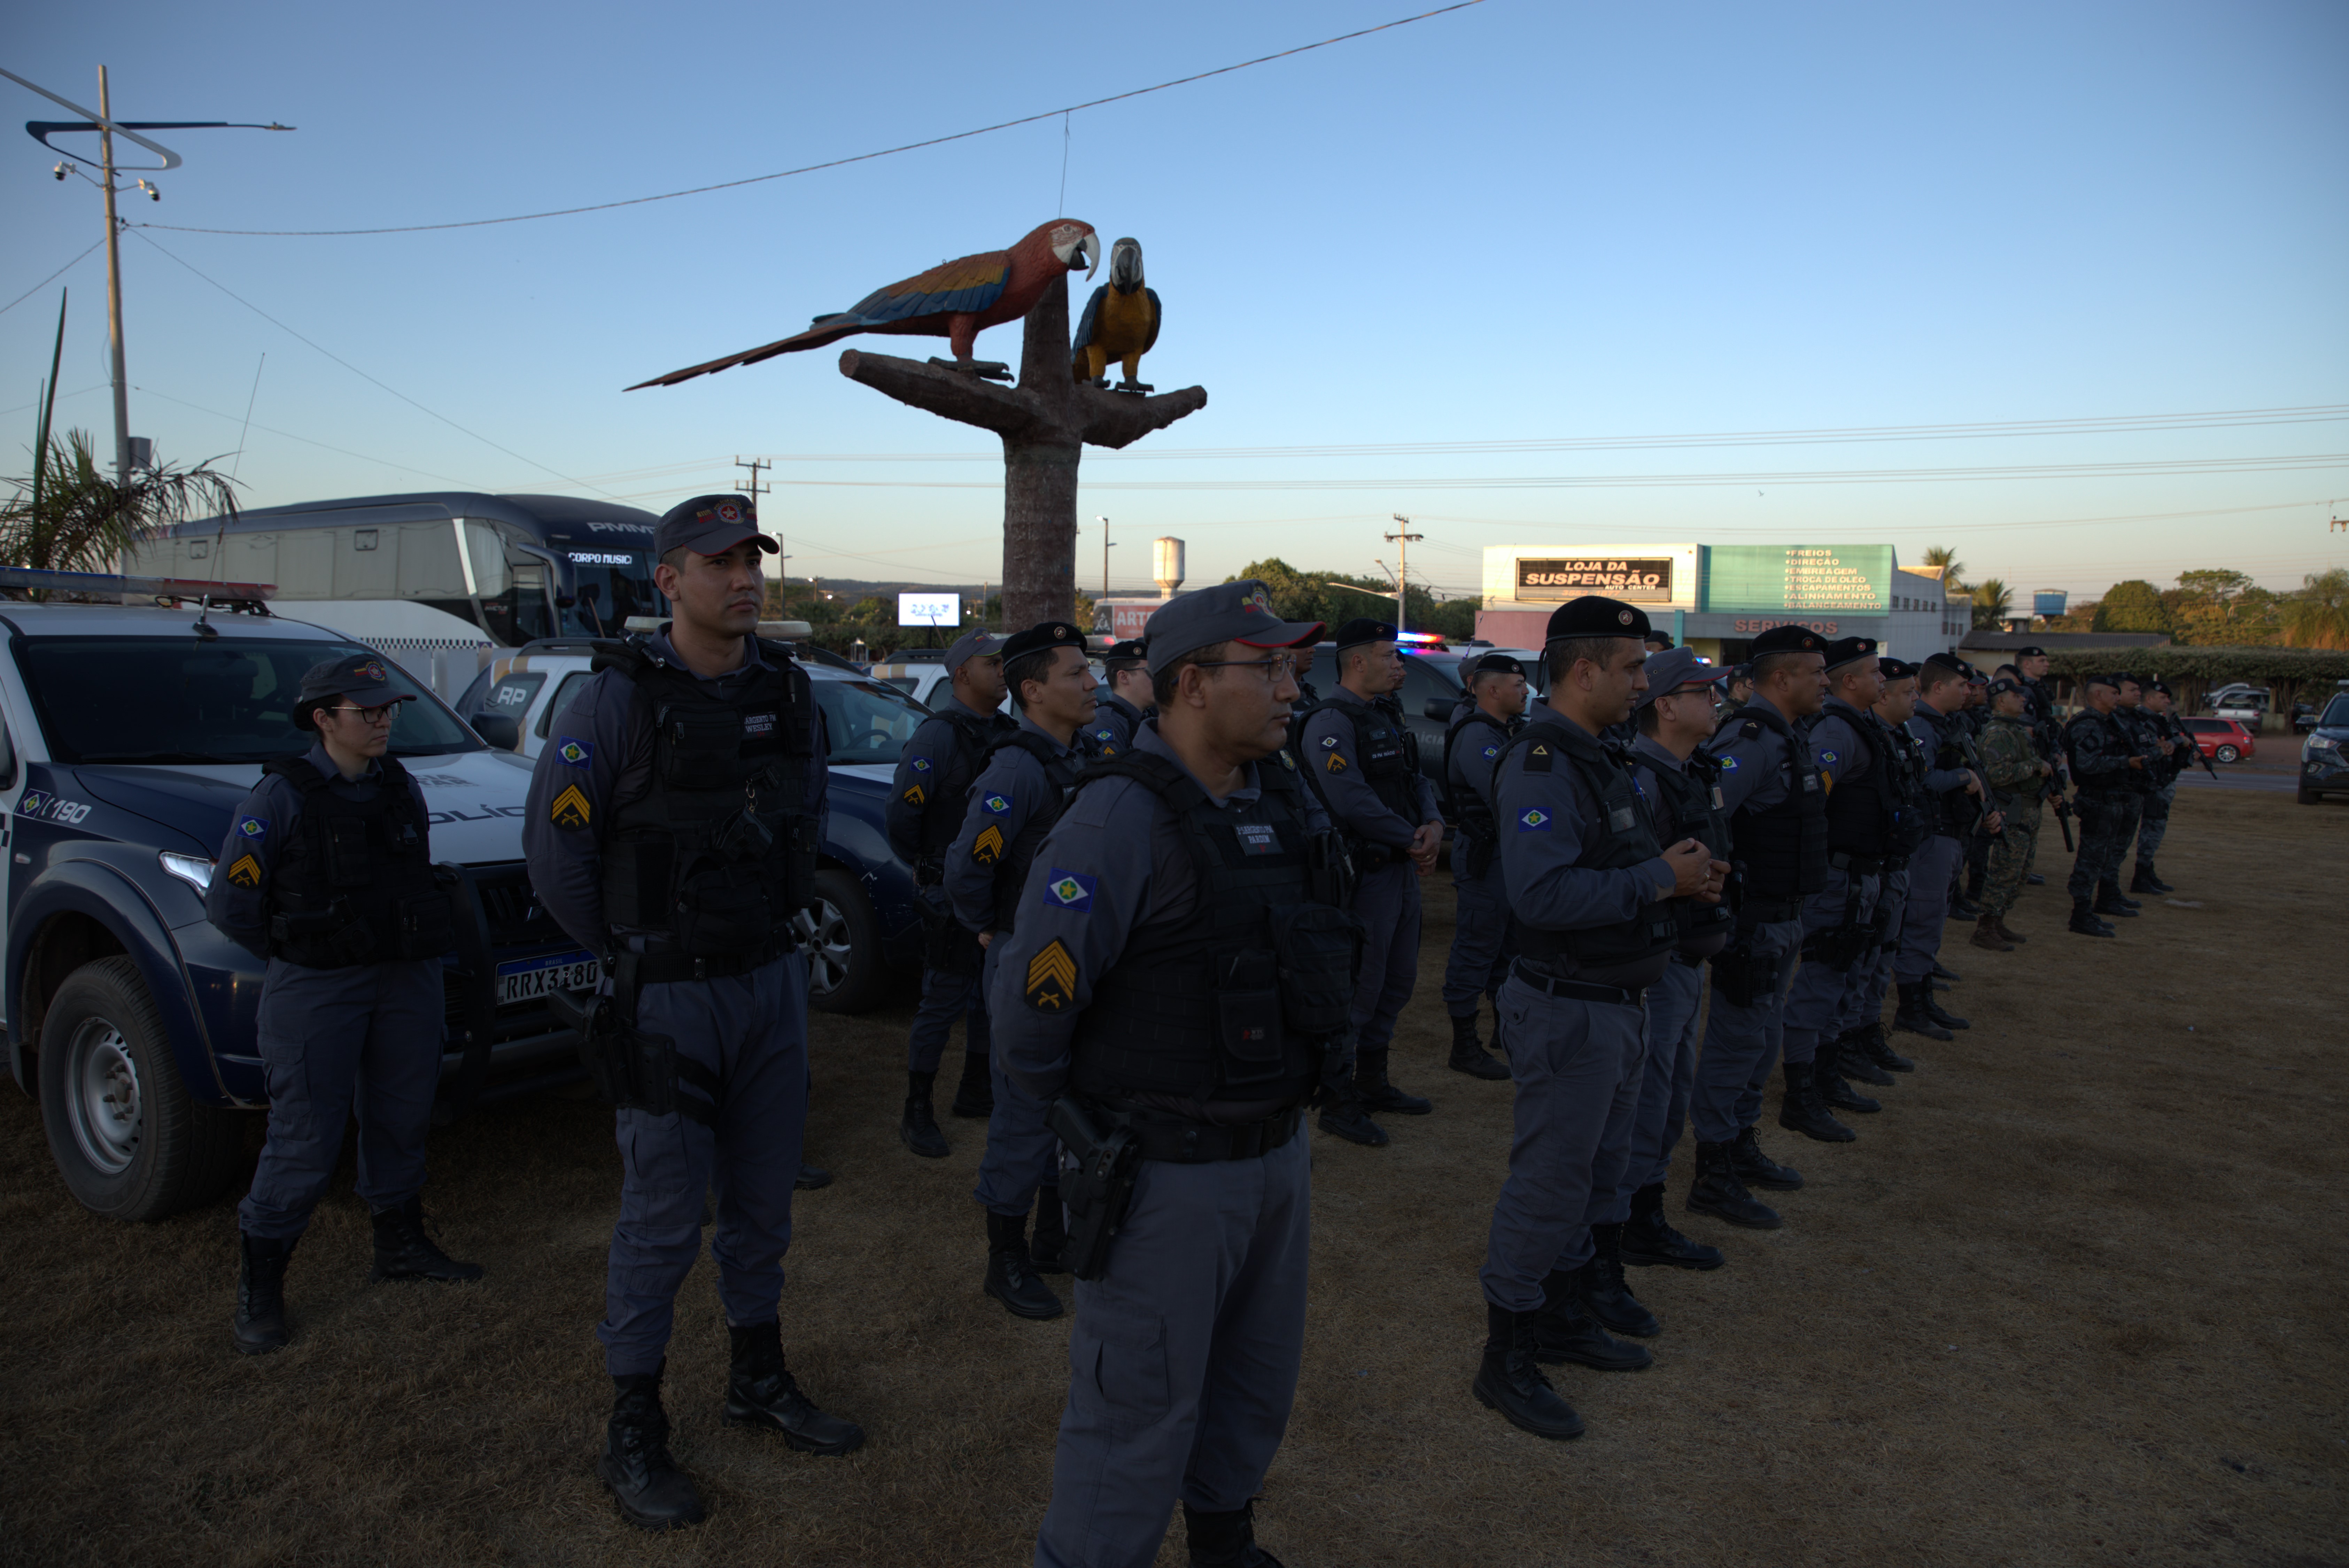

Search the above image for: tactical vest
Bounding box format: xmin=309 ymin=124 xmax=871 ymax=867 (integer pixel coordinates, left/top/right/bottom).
xmin=1637 ymin=746 xmax=1735 ymax=946
xmin=1717 ymin=704 xmax=1829 ymax=900
xmin=592 ymin=636 xmax=819 ymax=960
xmin=915 ymin=706 xmax=1015 ymax=864
xmin=1068 ymin=753 xmax=1357 ymax=1108
xmin=261 ymin=754 xmax=451 ymax=969
xmin=1291 ymin=692 xmax=1420 ymax=841
xmin=1882 ymin=722 xmax=1932 ymax=862
xmin=984 ymin=729 xmax=1085 ymax=934
xmin=1914 ymin=706 xmax=1982 ymax=833
xmin=1497 ymin=719 xmax=1679 ymax=984
xmin=1441 ymin=709 xmax=1511 ymax=849
xmin=1817 ymin=701 xmax=1900 ymax=862
xmin=2065 ymin=709 xmax=2134 ymax=794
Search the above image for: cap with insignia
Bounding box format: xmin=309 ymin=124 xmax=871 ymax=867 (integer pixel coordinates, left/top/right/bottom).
xmin=1987 ymin=676 xmax=2024 ymax=697
xmin=1633 ymin=646 xmax=1717 ymax=711
xmin=1000 ymin=620 xmax=1088 ymax=662
xmin=1822 ymin=635 xmax=1879 ymax=672
xmin=653 ymin=493 xmax=777 ymax=559
xmin=1543 ymin=595 xmax=1651 ymax=645
xmin=293 ymin=654 xmax=415 ymax=730
xmin=1143 ymin=579 xmax=1324 ymax=674
xmin=1746 ymin=624 xmax=1825 ymax=657
xmin=940 ymin=627 xmax=1005 ymax=674
xmin=1332 ymin=618 xmax=1398 ymax=653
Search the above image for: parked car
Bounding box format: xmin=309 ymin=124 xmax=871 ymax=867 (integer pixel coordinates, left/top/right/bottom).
xmin=2178 ymin=716 xmax=2256 ymax=763
xmin=2298 ymin=692 xmax=2349 ymax=805
xmin=869 ymin=650 xmax=952 ymax=709
xmin=451 ymin=634 xmax=926 ymax=1012
xmin=2203 ymin=685 xmax=2270 ymax=726
xmin=2290 ymin=701 xmax=2320 ymax=734
xmin=0 ymin=573 xmax=582 ymax=1222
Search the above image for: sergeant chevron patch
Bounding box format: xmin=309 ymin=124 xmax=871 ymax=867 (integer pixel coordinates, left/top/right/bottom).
xmin=973 ymin=824 xmax=1005 ymax=865
xmin=550 ymin=784 xmax=592 ymax=831
xmin=1025 ymin=938 xmax=1077 ymax=1011
xmin=226 ymin=853 xmax=262 ymax=888
xmin=902 ymin=783 xmax=927 ymax=806
xmin=1326 ymin=753 xmax=1349 ymax=774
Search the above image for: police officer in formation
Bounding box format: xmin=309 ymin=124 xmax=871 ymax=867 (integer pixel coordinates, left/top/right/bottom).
xmin=1953 ymin=662 xmax=1996 ymax=918
xmin=1683 ymin=625 xmax=1828 ymax=1234
xmin=1970 ymin=675 xmax=2048 ymax=952
xmin=211 ymin=654 xmax=481 ymax=1356
xmin=1438 ymin=652 xmax=1526 ymax=1080
xmin=1088 ymin=637 xmax=1152 ymax=754
xmin=886 ymin=629 xmax=1013 ymax=1156
xmin=2062 ymin=673 xmax=2149 ymax=936
xmin=1475 ymin=597 xmax=1726 ymax=1442
xmin=990 ymin=581 xmax=1335 ymax=1568
xmin=1293 ymin=618 xmax=1444 ymax=1144
xmin=2116 ymin=674 xmax=2184 ymax=894
xmin=1608 ymin=648 xmax=1735 ymax=1274
xmin=1849 ymin=659 xmax=1925 ymax=1048
xmin=944 ymin=620 xmax=1099 ymax=1320
xmin=524 ymin=495 xmax=862 ymax=1530
xmin=1890 ymin=654 xmax=1997 ymax=1039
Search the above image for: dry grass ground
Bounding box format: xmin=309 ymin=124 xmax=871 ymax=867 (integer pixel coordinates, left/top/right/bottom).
xmin=2 ymin=786 xmax=2344 ymax=1567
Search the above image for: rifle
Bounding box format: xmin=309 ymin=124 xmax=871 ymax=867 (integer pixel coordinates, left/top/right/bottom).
xmin=2050 ymin=792 xmax=2075 ymax=853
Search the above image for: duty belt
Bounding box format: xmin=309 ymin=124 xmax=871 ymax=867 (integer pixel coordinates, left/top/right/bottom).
xmin=613 ymin=939 xmax=797 ymax=988
xmin=1102 ymin=1106 xmax=1302 ymax=1163
xmin=1511 ymin=961 xmax=1642 ymax=1008
xmin=1828 ymin=850 xmax=1883 ymax=875
xmin=1741 ymin=897 xmax=1805 ymax=923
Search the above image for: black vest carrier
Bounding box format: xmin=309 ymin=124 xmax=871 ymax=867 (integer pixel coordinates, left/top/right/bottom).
xmin=1068 ymin=754 xmax=1359 ymax=1110
xmin=591 ymin=637 xmax=820 ymax=969
xmin=1441 ymin=709 xmax=1511 ymax=874
xmin=1818 ymin=700 xmax=1901 ymax=868
xmin=1292 ymin=693 xmax=1420 ymax=855
xmin=1916 ymin=706 xmax=1983 ymax=832
xmin=1638 ymin=747 xmax=1735 ymax=946
xmin=1719 ymin=704 xmax=1829 ymax=902
xmin=986 ymin=729 xmax=1085 ymax=935
xmin=262 ymin=754 xmax=452 ymax=969
xmin=916 ymin=707 xmax=1015 ymax=868
xmin=1882 ymin=721 xmax=1932 ymax=864
xmin=1497 ymin=719 xmax=1679 ymax=983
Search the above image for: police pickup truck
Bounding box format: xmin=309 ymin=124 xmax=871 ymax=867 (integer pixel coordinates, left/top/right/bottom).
xmin=0 ymin=572 xmax=586 ymax=1223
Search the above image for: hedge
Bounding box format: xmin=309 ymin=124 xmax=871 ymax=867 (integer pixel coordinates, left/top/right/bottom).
xmin=2038 ymin=645 xmax=2349 ymax=728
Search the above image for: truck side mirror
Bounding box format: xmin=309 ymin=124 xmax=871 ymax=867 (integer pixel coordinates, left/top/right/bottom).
xmin=471 ymin=713 xmax=521 ymax=751
xmin=1423 ymin=697 xmax=1454 ymax=722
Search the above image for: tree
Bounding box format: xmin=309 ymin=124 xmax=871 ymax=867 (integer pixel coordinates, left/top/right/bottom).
xmin=1 ymin=428 xmax=242 ymax=579
xmin=2092 ymin=579 xmax=2171 ymax=634
xmin=2280 ymin=567 xmax=2349 ymax=650
xmin=2167 ymin=568 xmax=2280 ymax=646
xmin=1970 ymin=577 xmax=2012 ymax=630
xmin=1923 ymin=544 xmax=1968 ymax=593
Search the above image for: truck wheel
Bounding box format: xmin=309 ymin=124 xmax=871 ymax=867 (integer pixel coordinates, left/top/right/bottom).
xmin=799 ymin=867 xmax=886 ymax=1016
xmin=37 ymin=955 xmax=240 ymax=1221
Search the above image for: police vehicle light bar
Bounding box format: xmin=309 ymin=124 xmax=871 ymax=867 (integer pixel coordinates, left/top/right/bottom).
xmin=0 ymin=566 xmax=278 ymax=603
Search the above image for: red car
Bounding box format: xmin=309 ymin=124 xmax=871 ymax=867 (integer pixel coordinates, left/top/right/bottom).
xmin=2179 ymin=716 xmax=2256 ymax=763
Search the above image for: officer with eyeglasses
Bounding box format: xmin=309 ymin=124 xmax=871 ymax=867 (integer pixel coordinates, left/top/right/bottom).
xmin=207 ymin=654 xmax=480 ymax=1358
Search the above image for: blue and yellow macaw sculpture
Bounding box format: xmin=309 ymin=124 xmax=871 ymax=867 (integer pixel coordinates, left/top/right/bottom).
xmin=1070 ymin=236 xmax=1161 ymax=394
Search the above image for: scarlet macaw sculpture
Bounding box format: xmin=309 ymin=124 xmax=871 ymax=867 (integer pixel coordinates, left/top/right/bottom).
xmin=627 ymin=219 xmax=1101 ymax=389
xmin=1070 ymin=236 xmax=1161 ymax=394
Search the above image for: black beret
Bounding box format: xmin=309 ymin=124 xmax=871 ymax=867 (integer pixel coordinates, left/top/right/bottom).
xmin=1987 ymin=676 xmax=2024 ymax=697
xmin=1332 ymin=618 xmax=1398 ymax=652
xmin=2083 ymin=672 xmax=2120 ymax=690
xmin=2013 ymin=644 xmax=2047 ymax=658
xmin=2150 ymin=680 xmax=2173 ymax=697
xmin=999 ymin=620 xmax=1087 ymax=662
xmin=1822 ymin=635 xmax=1878 ymax=672
xmin=1468 ymin=653 xmax=1526 ymax=677
xmin=1544 ymin=595 xmax=1651 ymax=643
xmin=1643 ymin=630 xmax=1675 ymax=649
xmin=1102 ymin=638 xmax=1148 ymax=664
xmin=1747 ymin=624 xmax=1826 ymax=658
xmin=2111 ymin=670 xmax=2141 ymax=686
xmin=1877 ymin=657 xmax=1916 ymax=680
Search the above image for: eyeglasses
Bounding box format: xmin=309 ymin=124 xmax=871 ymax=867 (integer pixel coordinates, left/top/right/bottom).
xmin=1192 ymin=655 xmax=1297 ymax=683
xmin=328 ymin=703 xmax=400 ymax=725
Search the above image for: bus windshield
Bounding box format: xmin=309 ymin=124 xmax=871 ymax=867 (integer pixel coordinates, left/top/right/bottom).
xmin=558 ymin=549 xmax=664 ymax=639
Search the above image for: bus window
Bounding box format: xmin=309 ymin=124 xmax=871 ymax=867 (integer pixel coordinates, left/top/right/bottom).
xmin=504 ymin=560 xmax=557 ymax=643
xmin=562 ymin=549 xmax=665 ymax=637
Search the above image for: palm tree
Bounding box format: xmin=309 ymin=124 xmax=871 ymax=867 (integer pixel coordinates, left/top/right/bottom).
xmin=1971 ymin=576 xmax=2013 ymax=630
xmin=1922 ymin=544 xmax=1968 ymax=592
xmin=0 ymin=428 xmax=241 ymax=584
xmin=2280 ymin=567 xmax=2349 ymax=650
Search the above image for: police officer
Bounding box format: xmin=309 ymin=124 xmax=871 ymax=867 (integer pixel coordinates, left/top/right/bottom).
xmin=2062 ymin=674 xmax=2145 ymax=936
xmin=1891 ymin=654 xmax=1997 ymax=1039
xmin=886 ymin=628 xmax=1013 ymax=1156
xmin=1684 ymin=626 xmax=1828 ymax=1233
xmin=524 ymin=495 xmax=861 ymax=1530
xmin=1972 ymin=676 xmax=2047 ymax=951
xmin=1610 ymin=648 xmax=1733 ymax=1276
xmin=990 ymin=580 xmax=1334 ymax=1568
xmin=211 ymin=654 xmax=480 ymax=1356
xmin=1854 ymin=659 xmax=1929 ymax=1043
xmin=945 ymin=620 xmax=1097 ymax=1320
xmin=1294 ymin=618 xmax=1444 ymax=1144
xmin=2114 ymin=673 xmax=2176 ymax=898
xmin=2014 ymin=647 xmax=2067 ymax=887
xmin=1780 ymin=636 xmax=1901 ymax=1144
xmin=2132 ymin=680 xmax=2193 ymax=893
xmin=1088 ymin=637 xmax=1152 ymax=754
xmin=1720 ymin=662 xmax=1754 ymax=714
xmin=1438 ymin=652 xmax=1526 ymax=1080
xmin=1474 ymin=597 xmax=1725 ymax=1442
xmin=1953 ymin=664 xmax=1995 ymax=918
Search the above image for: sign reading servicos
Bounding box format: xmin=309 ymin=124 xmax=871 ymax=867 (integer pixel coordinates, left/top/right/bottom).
xmin=1515 ymin=556 xmax=1676 ymax=602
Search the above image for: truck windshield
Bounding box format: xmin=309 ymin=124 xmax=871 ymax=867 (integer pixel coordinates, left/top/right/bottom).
xmin=810 ymin=677 xmax=929 ymax=766
xmin=16 ymin=636 xmax=483 ymax=764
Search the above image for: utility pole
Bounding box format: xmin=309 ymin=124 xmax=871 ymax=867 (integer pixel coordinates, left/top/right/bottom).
xmin=735 ymin=455 xmax=776 ymax=601
xmin=1097 ymin=514 xmax=1114 ymax=600
xmin=1386 ymin=514 xmax=1423 ymax=634
xmin=99 ymin=66 xmax=129 ymax=488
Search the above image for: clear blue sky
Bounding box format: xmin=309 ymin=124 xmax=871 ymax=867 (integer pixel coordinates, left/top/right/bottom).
xmin=6 ymin=0 xmax=2345 ymax=603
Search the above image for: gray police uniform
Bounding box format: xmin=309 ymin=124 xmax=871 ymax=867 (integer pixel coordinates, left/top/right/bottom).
xmin=888 ymin=694 xmax=1014 ymax=1077
xmin=993 ymin=725 xmax=1340 ymax=1568
xmin=1690 ymin=694 xmax=1821 ymax=1144
xmin=1781 ymin=699 xmax=1885 ymax=1068
xmin=1440 ymin=704 xmax=1516 ymax=1017
xmin=1482 ymin=712 xmax=1678 ymax=1310
xmin=1891 ymin=701 xmax=1978 ymax=984
xmin=1089 ymin=690 xmax=1148 ymax=755
xmin=210 ymin=744 xmax=446 ymax=1239
xmin=522 ymin=628 xmax=827 ymax=1377
xmin=945 ymin=712 xmax=1080 ymax=1220
xmin=1297 ymin=688 xmax=1441 ymax=1072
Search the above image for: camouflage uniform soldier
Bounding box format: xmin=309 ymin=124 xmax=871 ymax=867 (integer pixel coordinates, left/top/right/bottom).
xmin=1970 ymin=677 xmax=2046 ymax=952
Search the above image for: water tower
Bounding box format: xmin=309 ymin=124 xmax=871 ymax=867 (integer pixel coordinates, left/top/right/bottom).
xmin=1154 ymin=537 xmax=1186 ymax=599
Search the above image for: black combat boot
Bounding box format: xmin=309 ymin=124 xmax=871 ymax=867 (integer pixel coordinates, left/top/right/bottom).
xmin=983 ymin=1211 xmax=1064 ymax=1319
xmin=1576 ymin=1225 xmax=1661 ymax=1337
xmin=1183 ymin=1499 xmax=1286 ymax=1568
xmin=1832 ymin=1027 xmax=1897 ymax=1088
xmin=1687 ymin=1140 xmax=1783 ymax=1228
xmin=1355 ymin=1048 xmax=1432 ymax=1115
xmin=949 ymin=1048 xmax=994 ymax=1117
xmin=1619 ymin=1181 xmax=1723 ymax=1269
xmin=795 ymin=1162 xmax=833 ymax=1190
xmin=1948 ymin=892 xmax=1982 ymax=919
xmin=724 ymin=1321 xmax=866 ymax=1454
xmin=1532 ymin=1267 xmax=1652 ymax=1369
xmin=2068 ymin=897 xmax=2116 ymax=937
xmin=1893 ymin=981 xmax=1954 ymax=1040
xmin=1918 ymin=987 xmax=1970 ymax=1032
xmin=1447 ymin=1012 xmax=1510 ymax=1080
xmin=1317 ymin=1077 xmax=1390 ymax=1147
xmin=2095 ymin=880 xmax=2142 ymax=915
xmin=232 ymin=1232 xmax=294 ymax=1356
xmin=1030 ymin=1187 xmax=1070 ymax=1275
xmin=2025 ymin=871 xmax=2045 ymax=885
xmin=899 ymin=1069 xmax=949 ymax=1158
xmin=1850 ymin=1020 xmax=1914 ymax=1073
xmin=1814 ymin=1036 xmax=1882 ymax=1115
xmin=1731 ymin=1124 xmax=1807 ymax=1188
xmin=1777 ymin=1061 xmax=1856 ymax=1143
xmin=368 ymin=1195 xmax=484 ymax=1283
xmin=1472 ymin=1301 xmax=1585 ymax=1440
xmin=1930 ymin=960 xmax=1962 ymax=983
xmin=2132 ymin=861 xmax=2174 ymax=894
xmin=599 ymin=1363 xmax=705 ymax=1530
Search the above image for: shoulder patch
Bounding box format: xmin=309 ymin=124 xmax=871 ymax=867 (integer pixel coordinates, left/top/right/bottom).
xmin=1326 ymin=752 xmax=1349 ymax=774
xmin=549 ymin=783 xmax=592 ymax=831
xmin=1481 ymin=743 xmax=1499 ymax=760
xmin=1739 ymin=719 xmax=1763 ymax=739
xmin=1524 ymin=742 xmax=1553 ymax=773
xmin=1041 ymin=868 xmax=1096 ymax=913
xmin=1025 ymin=938 xmax=1078 ymax=1011
xmin=1718 ymin=755 xmax=1741 ymax=773
xmin=983 ymin=793 xmax=1012 ymax=814
xmin=225 ymin=853 xmax=262 ymax=888
xmin=555 ymin=736 xmax=593 ymax=768
xmin=1517 ymin=806 xmax=1553 ymax=833
xmin=234 ymin=815 xmax=268 ymax=840
xmin=1280 ymin=750 xmax=1296 ymax=770
xmin=1320 ymin=735 xmax=1339 ymax=748
xmin=1818 ymin=748 xmax=1838 ymax=767
xmin=973 ymin=824 xmax=1005 ymax=865
xmin=911 ymin=756 xmax=932 ymax=773
xmin=902 ymin=783 xmax=927 ymax=807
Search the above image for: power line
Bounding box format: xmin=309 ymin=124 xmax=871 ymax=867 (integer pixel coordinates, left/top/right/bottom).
xmin=129 ymin=382 xmax=494 ymax=489
xmin=134 ymin=2 xmax=1489 ymax=239
xmin=0 ymin=237 xmax=106 ymax=318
